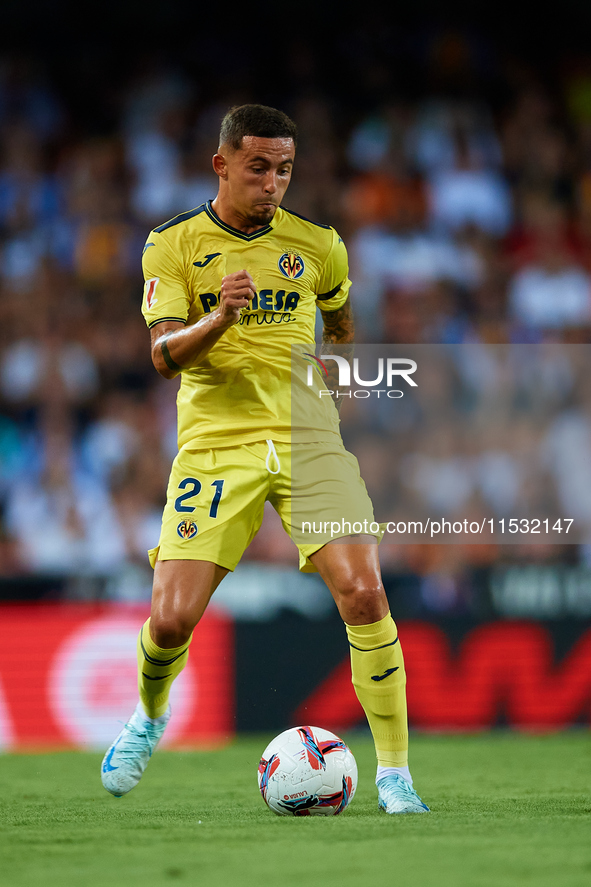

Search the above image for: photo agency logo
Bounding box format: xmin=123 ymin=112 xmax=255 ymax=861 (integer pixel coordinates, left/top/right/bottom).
xmin=303 ymin=354 xmax=418 ymax=399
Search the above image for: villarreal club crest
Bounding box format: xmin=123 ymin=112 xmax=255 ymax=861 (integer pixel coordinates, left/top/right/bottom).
xmin=278 ymin=252 xmax=305 ymax=280
xmin=177 ymin=519 xmax=198 ymax=540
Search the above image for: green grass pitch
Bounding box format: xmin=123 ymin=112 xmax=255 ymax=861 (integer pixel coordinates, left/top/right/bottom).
xmin=0 ymin=733 xmax=589 ymax=887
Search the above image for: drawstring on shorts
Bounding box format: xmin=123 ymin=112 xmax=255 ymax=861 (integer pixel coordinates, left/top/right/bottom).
xmin=265 ymin=439 xmax=281 ymax=475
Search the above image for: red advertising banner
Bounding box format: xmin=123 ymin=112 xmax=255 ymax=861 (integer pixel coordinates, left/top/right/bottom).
xmin=294 ymin=621 xmax=591 ymax=731
xmin=0 ymin=603 xmax=234 ymax=750
xmin=1 ymin=606 xmax=589 ymax=749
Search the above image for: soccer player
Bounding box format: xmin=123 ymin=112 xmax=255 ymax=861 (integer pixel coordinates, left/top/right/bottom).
xmin=101 ymin=104 xmax=429 ymax=814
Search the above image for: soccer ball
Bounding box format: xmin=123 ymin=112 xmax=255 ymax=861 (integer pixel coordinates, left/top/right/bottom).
xmin=258 ymin=725 xmax=358 ymax=816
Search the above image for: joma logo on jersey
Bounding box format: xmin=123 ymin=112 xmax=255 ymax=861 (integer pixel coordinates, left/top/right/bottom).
xmin=278 ymin=252 xmax=305 ymax=279
xmin=193 ymin=252 xmax=221 ymax=268
xmin=199 ymin=290 xmax=301 ymax=314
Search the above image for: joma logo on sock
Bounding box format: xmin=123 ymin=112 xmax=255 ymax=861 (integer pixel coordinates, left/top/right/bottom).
xmin=371 ymin=667 xmax=399 ymax=682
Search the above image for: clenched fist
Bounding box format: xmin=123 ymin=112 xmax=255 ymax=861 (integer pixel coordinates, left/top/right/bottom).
xmin=219 ymin=270 xmax=255 ymax=326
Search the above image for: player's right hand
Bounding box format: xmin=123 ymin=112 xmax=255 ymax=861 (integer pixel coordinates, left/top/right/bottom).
xmin=219 ymin=270 xmax=255 ymax=326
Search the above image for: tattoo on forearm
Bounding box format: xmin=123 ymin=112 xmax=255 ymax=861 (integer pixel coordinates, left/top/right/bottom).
xmin=160 ymin=334 xmax=182 ymax=372
xmin=320 ymin=298 xmax=355 ymax=346
xmin=320 ymin=298 xmax=355 ymax=412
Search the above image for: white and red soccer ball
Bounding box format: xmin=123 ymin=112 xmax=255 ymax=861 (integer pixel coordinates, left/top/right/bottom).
xmin=258 ymin=725 xmax=358 ymax=816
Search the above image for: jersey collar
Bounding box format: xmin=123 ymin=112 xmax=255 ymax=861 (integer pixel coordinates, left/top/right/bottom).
xmin=205 ymin=200 xmax=278 ymax=241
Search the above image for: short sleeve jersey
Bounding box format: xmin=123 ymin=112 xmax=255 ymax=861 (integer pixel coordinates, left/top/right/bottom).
xmin=141 ymin=200 xmax=350 ymax=449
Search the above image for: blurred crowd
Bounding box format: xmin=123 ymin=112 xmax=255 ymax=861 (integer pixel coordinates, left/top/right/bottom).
xmin=1 ymin=31 xmax=591 ymax=606
xmin=338 ymin=344 xmax=591 ymax=604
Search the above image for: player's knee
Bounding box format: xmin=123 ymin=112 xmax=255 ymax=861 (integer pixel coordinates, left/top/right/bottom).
xmin=149 ymin=615 xmax=194 ymax=649
xmin=332 ymin=579 xmax=386 ymax=623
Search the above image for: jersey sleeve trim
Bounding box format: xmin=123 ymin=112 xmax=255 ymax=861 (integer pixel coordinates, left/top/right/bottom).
xmin=316 ymin=282 xmax=343 ymax=302
xmin=147 ymin=316 xmax=187 ymax=329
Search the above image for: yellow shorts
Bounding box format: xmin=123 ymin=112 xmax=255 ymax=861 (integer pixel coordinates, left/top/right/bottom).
xmin=148 ymin=439 xmax=377 ymax=573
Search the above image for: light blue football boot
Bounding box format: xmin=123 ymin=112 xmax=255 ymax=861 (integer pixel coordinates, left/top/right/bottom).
xmin=377 ymin=774 xmax=430 ymax=814
xmin=101 ymin=703 xmax=171 ymax=797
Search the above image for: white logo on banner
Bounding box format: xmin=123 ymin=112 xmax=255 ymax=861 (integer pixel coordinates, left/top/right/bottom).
xmin=48 ymin=618 xmax=196 ymax=748
xmin=0 ymin=676 xmax=15 ymax=749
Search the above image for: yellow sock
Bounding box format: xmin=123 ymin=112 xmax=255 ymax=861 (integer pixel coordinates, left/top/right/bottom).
xmin=345 ymin=612 xmax=408 ymax=767
xmin=136 ymin=619 xmax=192 ymax=718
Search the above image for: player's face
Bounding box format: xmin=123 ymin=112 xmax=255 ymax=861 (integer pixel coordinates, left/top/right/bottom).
xmin=218 ymin=136 xmax=295 ymax=227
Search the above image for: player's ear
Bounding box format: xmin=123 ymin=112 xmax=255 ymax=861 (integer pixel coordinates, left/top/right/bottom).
xmin=212 ymin=152 xmax=228 ymax=179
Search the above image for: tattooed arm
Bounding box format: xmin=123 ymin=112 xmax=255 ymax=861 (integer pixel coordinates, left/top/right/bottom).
xmin=149 ymin=270 xmax=255 ymax=379
xmin=319 ymin=297 xmax=355 ymax=409
xmin=320 ymin=296 xmax=355 ymax=347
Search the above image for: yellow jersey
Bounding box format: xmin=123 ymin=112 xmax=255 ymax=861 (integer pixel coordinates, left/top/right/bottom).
xmin=141 ymin=200 xmax=350 ymax=449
